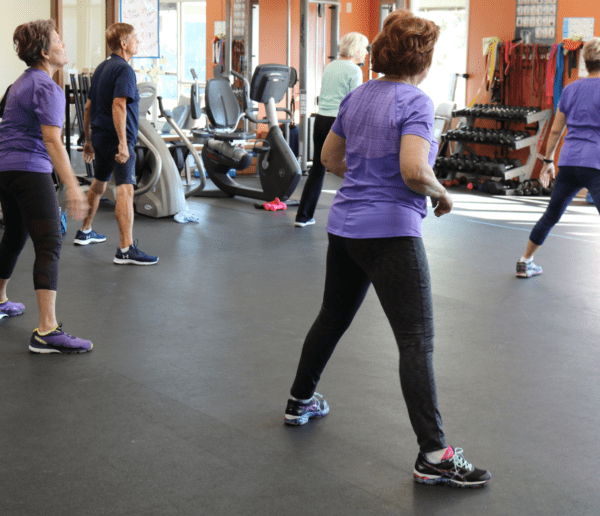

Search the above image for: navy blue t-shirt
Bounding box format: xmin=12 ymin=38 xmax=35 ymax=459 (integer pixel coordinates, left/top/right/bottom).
xmin=89 ymin=54 xmax=139 ymax=145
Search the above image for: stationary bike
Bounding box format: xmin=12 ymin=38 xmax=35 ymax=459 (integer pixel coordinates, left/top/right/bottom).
xmin=198 ymin=64 xmax=301 ymax=202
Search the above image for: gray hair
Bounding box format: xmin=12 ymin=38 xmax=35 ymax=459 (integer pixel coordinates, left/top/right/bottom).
xmin=338 ymin=32 xmax=369 ymax=60
xmin=583 ymin=37 xmax=600 ymax=72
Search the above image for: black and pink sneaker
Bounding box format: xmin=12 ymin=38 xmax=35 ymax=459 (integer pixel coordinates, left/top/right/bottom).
xmin=284 ymin=393 xmax=329 ymax=425
xmin=0 ymin=299 xmax=24 ymax=317
xmin=414 ymin=446 xmax=490 ymax=488
xmin=29 ymin=325 xmax=93 ymax=354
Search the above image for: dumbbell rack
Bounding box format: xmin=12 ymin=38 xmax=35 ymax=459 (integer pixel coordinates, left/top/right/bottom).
xmin=436 ymin=106 xmax=552 ymax=194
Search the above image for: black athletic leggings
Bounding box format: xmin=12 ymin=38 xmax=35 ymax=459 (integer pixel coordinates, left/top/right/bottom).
xmin=295 ymin=114 xmax=337 ymax=223
xmin=0 ymin=170 xmax=61 ymax=290
xmin=290 ymin=233 xmax=446 ymax=453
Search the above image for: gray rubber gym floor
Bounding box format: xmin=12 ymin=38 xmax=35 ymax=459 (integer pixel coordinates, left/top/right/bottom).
xmin=1 ymin=174 xmax=599 ymax=515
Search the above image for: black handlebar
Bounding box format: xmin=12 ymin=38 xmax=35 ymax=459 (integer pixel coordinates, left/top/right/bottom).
xmin=156 ymin=96 xmax=174 ymax=119
xmin=245 ymin=107 xmax=294 ymax=125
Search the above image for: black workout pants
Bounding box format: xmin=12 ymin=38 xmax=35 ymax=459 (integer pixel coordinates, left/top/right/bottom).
xmin=0 ymin=170 xmax=61 ymax=291
xmin=295 ymin=114 xmax=336 ymax=223
xmin=290 ymin=233 xmax=447 ymax=453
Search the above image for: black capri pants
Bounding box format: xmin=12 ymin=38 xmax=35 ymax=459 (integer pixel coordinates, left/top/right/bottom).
xmin=0 ymin=170 xmax=61 ymax=290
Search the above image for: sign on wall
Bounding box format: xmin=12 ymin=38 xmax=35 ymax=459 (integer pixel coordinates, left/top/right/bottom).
xmin=515 ymin=0 xmax=558 ymax=45
xmin=120 ymin=0 xmax=160 ymax=58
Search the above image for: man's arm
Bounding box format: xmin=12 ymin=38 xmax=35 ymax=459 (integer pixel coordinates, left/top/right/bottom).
xmin=112 ymin=96 xmax=129 ymax=164
xmin=82 ymin=99 xmax=94 ymax=163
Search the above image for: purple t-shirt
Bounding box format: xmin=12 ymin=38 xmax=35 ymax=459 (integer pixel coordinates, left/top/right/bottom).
xmin=326 ymin=80 xmax=439 ymax=239
xmin=0 ymin=68 xmax=66 ymax=173
xmin=557 ymin=78 xmax=600 ymax=170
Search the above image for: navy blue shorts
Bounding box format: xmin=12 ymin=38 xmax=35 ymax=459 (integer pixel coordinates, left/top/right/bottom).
xmin=92 ymin=136 xmax=137 ymax=186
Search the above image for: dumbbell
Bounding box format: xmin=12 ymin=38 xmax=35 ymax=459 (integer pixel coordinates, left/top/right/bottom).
xmin=514 ymin=131 xmax=530 ymax=141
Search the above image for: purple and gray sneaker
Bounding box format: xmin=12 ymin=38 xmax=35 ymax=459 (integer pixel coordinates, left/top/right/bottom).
xmin=0 ymin=299 xmax=24 ymax=317
xmin=284 ymin=393 xmax=329 ymax=425
xmin=29 ymin=325 xmax=93 ymax=354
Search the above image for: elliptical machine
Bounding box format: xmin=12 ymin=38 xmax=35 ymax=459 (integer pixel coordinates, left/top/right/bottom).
xmin=199 ymin=64 xmax=301 ymax=202
xmin=101 ymin=82 xmax=206 ymax=218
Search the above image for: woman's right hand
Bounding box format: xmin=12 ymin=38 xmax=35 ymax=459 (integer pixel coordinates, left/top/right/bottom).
xmin=65 ymin=185 xmax=89 ymax=220
xmin=432 ymin=190 xmax=453 ymax=217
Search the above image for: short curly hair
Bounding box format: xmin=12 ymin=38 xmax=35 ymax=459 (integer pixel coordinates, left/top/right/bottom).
xmin=13 ymin=19 xmax=56 ymax=67
xmin=106 ymin=23 xmax=135 ymax=53
xmin=371 ymin=10 xmax=440 ymax=78
xmin=583 ymin=37 xmax=600 ymax=73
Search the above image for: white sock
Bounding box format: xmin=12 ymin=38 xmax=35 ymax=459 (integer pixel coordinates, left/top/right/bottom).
xmin=120 ymin=246 xmax=130 ymax=253
xmin=520 ymin=255 xmax=533 ymax=263
xmin=82 ymin=228 xmax=91 ymax=234
xmin=425 ymin=447 xmax=449 ymax=464
xmin=291 ymin=396 xmax=312 ymax=404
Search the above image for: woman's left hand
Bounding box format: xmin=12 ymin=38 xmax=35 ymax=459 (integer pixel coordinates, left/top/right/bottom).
xmin=539 ymin=163 xmax=555 ymax=188
xmin=65 ymin=185 xmax=89 ymax=220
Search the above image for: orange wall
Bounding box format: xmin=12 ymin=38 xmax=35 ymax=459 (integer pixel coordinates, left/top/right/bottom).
xmin=467 ymin=0 xmax=600 ymax=105
xmin=466 ymin=0 xmax=600 ymax=175
xmin=205 ymin=0 xmax=380 ymax=89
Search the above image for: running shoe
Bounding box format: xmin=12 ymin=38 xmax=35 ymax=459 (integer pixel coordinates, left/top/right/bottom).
xmin=284 ymin=393 xmax=329 ymax=425
xmin=114 ymin=240 xmax=159 ymax=265
xmin=0 ymin=299 xmax=24 ymax=316
xmin=294 ymin=218 xmax=315 ymax=228
xmin=29 ymin=325 xmax=93 ymax=354
xmin=414 ymin=446 xmax=490 ymax=488
xmin=516 ymin=260 xmax=542 ymax=278
xmin=74 ymin=229 xmax=107 ymax=246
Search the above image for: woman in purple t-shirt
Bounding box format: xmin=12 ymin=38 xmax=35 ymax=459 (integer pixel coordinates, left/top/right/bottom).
xmin=516 ymin=38 xmax=600 ymax=278
xmin=283 ymin=10 xmax=490 ymax=488
xmin=0 ymin=20 xmax=91 ymax=353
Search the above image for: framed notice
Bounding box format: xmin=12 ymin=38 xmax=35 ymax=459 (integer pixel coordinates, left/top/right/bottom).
xmin=515 ymin=0 xmax=557 ymax=45
xmin=563 ymin=18 xmax=595 ymax=77
xmin=120 ymin=0 xmax=160 ymax=58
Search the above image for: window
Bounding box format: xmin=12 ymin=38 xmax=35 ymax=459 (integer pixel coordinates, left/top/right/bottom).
xmin=133 ymin=0 xmax=206 ymax=109
xmin=413 ymin=0 xmax=468 ymax=109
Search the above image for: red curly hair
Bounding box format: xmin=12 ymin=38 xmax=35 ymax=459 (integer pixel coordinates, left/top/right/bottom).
xmin=13 ymin=19 xmax=55 ymax=67
xmin=371 ymin=10 xmax=440 ymax=78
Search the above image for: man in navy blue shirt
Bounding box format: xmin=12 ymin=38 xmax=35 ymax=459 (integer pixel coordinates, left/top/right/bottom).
xmin=78 ymin=23 xmax=158 ymax=265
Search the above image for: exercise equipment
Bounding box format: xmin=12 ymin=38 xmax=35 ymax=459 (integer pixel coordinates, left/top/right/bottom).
xmin=199 ymin=64 xmax=301 ymax=202
xmin=101 ymin=82 xmax=206 ymax=218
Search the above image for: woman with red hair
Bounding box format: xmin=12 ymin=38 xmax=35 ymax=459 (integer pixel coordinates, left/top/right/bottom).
xmin=283 ymin=10 xmax=490 ymax=488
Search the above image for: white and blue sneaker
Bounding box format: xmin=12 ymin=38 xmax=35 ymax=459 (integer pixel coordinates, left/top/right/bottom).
xmin=284 ymin=393 xmax=329 ymax=425
xmin=74 ymin=229 xmax=106 ymax=246
xmin=516 ymin=260 xmax=542 ymax=278
xmin=114 ymin=240 xmax=158 ymax=265
xmin=294 ymin=218 xmax=315 ymax=228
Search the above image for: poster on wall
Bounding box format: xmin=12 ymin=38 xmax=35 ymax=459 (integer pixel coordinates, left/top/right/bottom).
xmin=120 ymin=0 xmax=160 ymax=58
xmin=515 ymin=0 xmax=558 ymax=45
xmin=563 ymin=17 xmax=595 ymax=77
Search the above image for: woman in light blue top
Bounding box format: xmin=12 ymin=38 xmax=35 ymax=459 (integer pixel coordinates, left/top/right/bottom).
xmin=294 ymin=32 xmax=369 ymax=226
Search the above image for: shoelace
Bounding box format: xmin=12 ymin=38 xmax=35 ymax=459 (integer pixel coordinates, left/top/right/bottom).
xmin=49 ymin=324 xmax=75 ymax=340
xmin=450 ymin=448 xmax=474 ymax=472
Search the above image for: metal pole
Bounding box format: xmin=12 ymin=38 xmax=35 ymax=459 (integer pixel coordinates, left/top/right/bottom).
xmin=330 ymin=4 xmax=339 ymax=60
xmin=285 ymin=0 xmax=291 ymax=142
xmin=299 ymin=0 xmax=309 ymax=173
xmin=225 ymin=0 xmax=232 ymax=75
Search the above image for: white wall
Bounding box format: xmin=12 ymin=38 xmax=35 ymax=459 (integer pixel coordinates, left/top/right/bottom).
xmin=0 ymin=0 xmax=51 ymax=94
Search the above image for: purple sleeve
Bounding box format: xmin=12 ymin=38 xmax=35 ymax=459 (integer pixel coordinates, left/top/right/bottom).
xmin=399 ymin=93 xmax=435 ymax=142
xmin=113 ymin=66 xmax=137 ymax=103
xmin=33 ymin=80 xmax=65 ymax=128
xmin=331 ymin=93 xmax=353 ymax=139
